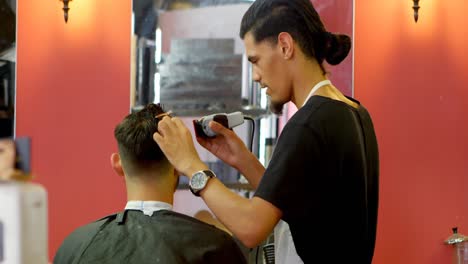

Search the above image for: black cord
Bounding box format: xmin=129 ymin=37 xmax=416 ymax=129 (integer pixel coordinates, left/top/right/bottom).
xmin=243 ymin=115 xmax=255 ymax=152
xmin=243 ymin=115 xmax=258 ymax=263
xmin=256 ymin=245 xmax=260 ymax=264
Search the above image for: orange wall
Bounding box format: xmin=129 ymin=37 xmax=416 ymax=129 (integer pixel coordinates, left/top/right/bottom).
xmin=355 ymin=1 xmax=468 ymax=263
xmin=16 ymin=0 xmax=131 ymax=259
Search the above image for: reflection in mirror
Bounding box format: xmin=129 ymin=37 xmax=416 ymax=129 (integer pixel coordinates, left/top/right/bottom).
xmin=0 ymin=138 xmax=15 ymax=179
xmin=131 ymin=0 xmax=265 ymax=117
xmin=0 ymin=0 xmax=16 ymax=138
xmin=0 ymin=137 xmax=30 ymax=181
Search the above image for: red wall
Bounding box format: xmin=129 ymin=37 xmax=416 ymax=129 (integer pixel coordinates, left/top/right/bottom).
xmin=312 ymin=0 xmax=354 ymax=97
xmin=355 ymin=1 xmax=468 ymax=263
xmin=16 ymin=0 xmax=131 ymax=259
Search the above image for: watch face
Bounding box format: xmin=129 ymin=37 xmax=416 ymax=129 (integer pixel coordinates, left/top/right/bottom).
xmin=191 ymin=172 xmax=206 ymax=190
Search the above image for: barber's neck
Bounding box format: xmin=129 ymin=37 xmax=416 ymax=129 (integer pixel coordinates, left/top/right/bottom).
xmin=125 ymin=173 xmax=175 ymax=205
xmin=290 ymin=57 xmax=329 ymax=108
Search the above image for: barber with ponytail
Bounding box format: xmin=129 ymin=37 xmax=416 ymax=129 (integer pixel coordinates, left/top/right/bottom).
xmin=154 ymin=0 xmax=380 ymax=262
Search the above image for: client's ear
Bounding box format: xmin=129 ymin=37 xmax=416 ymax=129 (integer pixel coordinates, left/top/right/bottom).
xmin=110 ymin=153 xmax=124 ymax=177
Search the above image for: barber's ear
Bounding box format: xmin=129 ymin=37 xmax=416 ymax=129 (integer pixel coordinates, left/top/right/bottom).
xmin=278 ymin=32 xmax=294 ymax=59
xmin=110 ymin=153 xmax=124 ymax=177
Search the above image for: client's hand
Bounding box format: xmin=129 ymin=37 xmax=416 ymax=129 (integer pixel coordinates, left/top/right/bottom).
xmin=153 ymin=116 xmax=207 ymax=178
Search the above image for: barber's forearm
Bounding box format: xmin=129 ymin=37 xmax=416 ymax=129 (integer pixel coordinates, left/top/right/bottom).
xmin=184 ymin=154 xmax=264 ymax=189
xmin=234 ymin=152 xmax=265 ymax=189
xmin=182 ymin=159 xmax=275 ymax=248
xmin=200 ymin=178 xmax=270 ymax=248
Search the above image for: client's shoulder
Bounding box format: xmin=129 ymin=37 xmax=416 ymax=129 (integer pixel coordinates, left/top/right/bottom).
xmin=157 ymin=210 xmax=226 ymax=230
xmin=53 ymin=213 xmax=118 ymax=264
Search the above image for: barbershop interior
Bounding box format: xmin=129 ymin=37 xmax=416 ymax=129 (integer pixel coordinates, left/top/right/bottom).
xmin=1 ymin=0 xmax=468 ymax=263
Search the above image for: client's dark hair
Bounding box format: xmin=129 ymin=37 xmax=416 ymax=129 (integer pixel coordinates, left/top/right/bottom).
xmin=114 ymin=103 xmax=168 ymax=174
xmin=240 ymin=0 xmax=351 ymax=73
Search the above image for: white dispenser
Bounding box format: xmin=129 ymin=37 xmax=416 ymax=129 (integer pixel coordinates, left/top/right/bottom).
xmin=0 ymin=181 xmax=48 ymax=264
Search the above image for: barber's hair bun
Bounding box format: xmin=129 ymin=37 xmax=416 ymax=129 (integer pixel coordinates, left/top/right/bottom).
xmin=324 ymin=33 xmax=351 ymax=65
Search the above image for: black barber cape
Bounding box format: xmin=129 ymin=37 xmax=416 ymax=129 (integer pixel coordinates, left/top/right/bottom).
xmin=54 ymin=210 xmax=247 ymax=264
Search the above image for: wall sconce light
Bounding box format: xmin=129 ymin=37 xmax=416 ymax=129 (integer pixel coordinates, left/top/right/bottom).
xmin=60 ymin=0 xmax=72 ymax=23
xmin=412 ymin=0 xmax=420 ymax=22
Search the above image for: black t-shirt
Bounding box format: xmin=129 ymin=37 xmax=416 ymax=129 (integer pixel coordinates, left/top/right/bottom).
xmin=255 ymin=96 xmax=379 ymax=263
xmin=54 ymin=210 xmax=247 ymax=264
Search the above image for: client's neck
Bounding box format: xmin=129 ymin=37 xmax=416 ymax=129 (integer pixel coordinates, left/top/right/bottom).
xmin=125 ymin=173 xmax=175 ymax=205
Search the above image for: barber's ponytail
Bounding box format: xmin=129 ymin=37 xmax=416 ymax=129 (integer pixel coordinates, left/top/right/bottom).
xmin=324 ymin=33 xmax=351 ymax=65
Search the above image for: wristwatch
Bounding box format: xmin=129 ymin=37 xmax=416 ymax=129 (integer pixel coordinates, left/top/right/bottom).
xmin=189 ymin=170 xmax=216 ymax=196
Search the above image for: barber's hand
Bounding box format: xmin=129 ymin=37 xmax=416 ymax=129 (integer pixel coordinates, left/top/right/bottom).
xmin=196 ymin=121 xmax=251 ymax=170
xmin=153 ymin=116 xmax=207 ymax=178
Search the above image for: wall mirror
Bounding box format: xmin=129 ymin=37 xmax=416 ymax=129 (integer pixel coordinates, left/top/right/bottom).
xmin=130 ymin=0 xmax=354 ymax=188
xmin=0 ymin=0 xmax=15 ymax=138
xmin=131 ymin=0 xmax=261 ymax=116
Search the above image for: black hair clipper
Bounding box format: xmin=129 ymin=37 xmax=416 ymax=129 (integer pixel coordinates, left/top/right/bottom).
xmin=193 ymin=112 xmax=244 ymax=138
